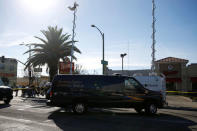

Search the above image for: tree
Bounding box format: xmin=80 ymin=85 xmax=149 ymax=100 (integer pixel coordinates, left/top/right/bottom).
xmin=24 ymin=26 xmax=81 ymax=81
xmin=73 ymin=64 xmax=88 ymax=74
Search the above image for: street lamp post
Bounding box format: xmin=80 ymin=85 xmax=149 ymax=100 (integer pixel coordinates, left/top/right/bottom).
xmin=120 ymin=53 xmax=127 ymax=74
xmin=20 ymin=43 xmax=32 ymax=87
xmin=91 ymin=25 xmax=105 ymax=75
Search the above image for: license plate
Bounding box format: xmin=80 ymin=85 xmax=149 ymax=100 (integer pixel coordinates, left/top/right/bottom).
xmin=3 ymin=98 xmax=7 ymax=100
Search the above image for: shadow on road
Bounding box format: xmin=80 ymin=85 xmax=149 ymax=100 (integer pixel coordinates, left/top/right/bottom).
xmin=48 ymin=108 xmax=196 ymax=131
xmin=0 ymin=104 xmax=10 ymax=109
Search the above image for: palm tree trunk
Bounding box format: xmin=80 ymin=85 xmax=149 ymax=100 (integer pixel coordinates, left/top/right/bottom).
xmin=49 ymin=64 xmax=58 ymax=82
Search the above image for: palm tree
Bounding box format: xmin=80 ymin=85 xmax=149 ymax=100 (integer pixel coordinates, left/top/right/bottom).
xmin=24 ymin=26 xmax=81 ymax=81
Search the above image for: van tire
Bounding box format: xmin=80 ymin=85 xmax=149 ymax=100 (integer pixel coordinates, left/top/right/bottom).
xmin=73 ymin=103 xmax=87 ymax=114
xmin=145 ymin=103 xmax=157 ymax=115
xmin=134 ymin=107 xmax=143 ymax=114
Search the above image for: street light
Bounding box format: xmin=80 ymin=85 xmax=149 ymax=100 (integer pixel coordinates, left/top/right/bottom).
xmin=20 ymin=43 xmax=32 ymax=87
xmin=120 ymin=53 xmax=127 ymax=74
xmin=91 ymin=24 xmax=105 ymax=75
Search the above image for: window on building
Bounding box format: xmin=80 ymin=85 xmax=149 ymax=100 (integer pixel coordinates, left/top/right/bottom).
xmin=10 ymin=65 xmax=14 ymax=71
xmin=166 ymin=82 xmax=176 ymax=91
xmin=1 ymin=77 xmax=9 ymax=86
xmin=192 ymin=82 xmax=197 ymax=91
xmin=0 ymin=64 xmax=5 ymax=70
xmin=0 ymin=78 xmax=4 ymax=86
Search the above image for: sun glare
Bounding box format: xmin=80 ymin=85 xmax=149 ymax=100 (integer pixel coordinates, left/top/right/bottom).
xmin=21 ymin=0 xmax=54 ymax=13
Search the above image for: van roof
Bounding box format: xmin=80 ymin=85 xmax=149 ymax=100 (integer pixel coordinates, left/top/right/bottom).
xmin=55 ymin=74 xmax=130 ymax=77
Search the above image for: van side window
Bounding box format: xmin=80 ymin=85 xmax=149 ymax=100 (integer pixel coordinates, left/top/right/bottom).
xmin=129 ymin=78 xmax=141 ymax=88
xmin=125 ymin=78 xmax=141 ymax=89
xmin=125 ymin=79 xmax=135 ymax=89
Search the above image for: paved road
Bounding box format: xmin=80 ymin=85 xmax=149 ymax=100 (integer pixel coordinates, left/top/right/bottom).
xmin=0 ymin=96 xmax=197 ymax=131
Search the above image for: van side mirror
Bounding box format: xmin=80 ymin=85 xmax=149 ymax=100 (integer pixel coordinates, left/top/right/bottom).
xmin=144 ymin=84 xmax=148 ymax=87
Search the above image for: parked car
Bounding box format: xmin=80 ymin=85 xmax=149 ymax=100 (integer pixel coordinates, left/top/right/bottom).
xmin=48 ymin=75 xmax=164 ymax=114
xmin=0 ymin=78 xmax=13 ymax=104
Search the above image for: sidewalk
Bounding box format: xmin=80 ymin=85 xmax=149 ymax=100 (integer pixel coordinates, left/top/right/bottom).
xmin=166 ymin=95 xmax=197 ymax=109
xmin=13 ymin=90 xmax=46 ymax=99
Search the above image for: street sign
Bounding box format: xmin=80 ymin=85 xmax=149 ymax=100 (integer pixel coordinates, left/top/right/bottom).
xmin=101 ymin=60 xmax=108 ymax=65
xmin=59 ymin=62 xmax=74 ymax=74
xmin=34 ymin=68 xmax=42 ymax=72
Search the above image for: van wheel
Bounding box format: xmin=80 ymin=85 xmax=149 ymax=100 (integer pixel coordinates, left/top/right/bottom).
xmin=4 ymin=99 xmax=10 ymax=104
xmin=145 ymin=103 xmax=157 ymax=115
xmin=134 ymin=107 xmax=143 ymax=114
xmin=73 ymin=103 xmax=87 ymax=114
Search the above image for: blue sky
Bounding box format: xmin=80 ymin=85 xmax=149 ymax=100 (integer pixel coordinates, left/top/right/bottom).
xmin=0 ymin=0 xmax=197 ymax=76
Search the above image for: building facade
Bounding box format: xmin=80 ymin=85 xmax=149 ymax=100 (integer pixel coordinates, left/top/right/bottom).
xmin=107 ymin=57 xmax=197 ymax=91
xmin=155 ymin=57 xmax=189 ymax=91
xmin=0 ymin=57 xmax=17 ymax=87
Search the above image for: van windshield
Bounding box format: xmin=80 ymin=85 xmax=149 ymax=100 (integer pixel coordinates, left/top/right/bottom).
xmin=0 ymin=78 xmax=4 ymax=86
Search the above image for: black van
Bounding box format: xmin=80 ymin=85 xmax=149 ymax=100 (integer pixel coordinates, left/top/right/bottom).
xmin=48 ymin=75 xmax=164 ymax=114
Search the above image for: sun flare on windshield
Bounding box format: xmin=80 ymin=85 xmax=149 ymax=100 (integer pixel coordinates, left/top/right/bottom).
xmin=21 ymin=0 xmax=54 ymax=13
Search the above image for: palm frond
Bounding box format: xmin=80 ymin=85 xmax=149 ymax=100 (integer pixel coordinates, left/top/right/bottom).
xmin=24 ymin=25 xmax=82 ymax=81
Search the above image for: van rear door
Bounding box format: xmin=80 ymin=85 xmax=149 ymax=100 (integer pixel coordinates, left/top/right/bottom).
xmin=52 ymin=75 xmax=73 ymax=105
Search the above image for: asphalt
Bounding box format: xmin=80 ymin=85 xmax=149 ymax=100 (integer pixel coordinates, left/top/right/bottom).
xmin=0 ymin=94 xmax=197 ymax=131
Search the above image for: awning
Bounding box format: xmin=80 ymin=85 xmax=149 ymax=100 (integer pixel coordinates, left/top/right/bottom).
xmin=191 ymin=77 xmax=197 ymax=82
xmin=166 ymin=78 xmax=182 ymax=83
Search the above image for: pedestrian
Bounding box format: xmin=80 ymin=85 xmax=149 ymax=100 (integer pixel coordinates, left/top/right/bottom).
xmin=21 ymin=85 xmax=25 ymax=97
xmin=15 ymin=86 xmax=18 ymax=97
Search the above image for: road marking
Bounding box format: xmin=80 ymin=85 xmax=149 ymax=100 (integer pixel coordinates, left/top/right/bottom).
xmin=16 ymin=105 xmax=35 ymax=111
xmin=17 ymin=109 xmax=25 ymax=111
xmin=0 ymin=115 xmax=32 ymax=123
xmin=43 ymin=120 xmax=53 ymax=123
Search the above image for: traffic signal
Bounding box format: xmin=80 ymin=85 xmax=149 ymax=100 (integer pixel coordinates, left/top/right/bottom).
xmin=1 ymin=56 xmax=5 ymax=63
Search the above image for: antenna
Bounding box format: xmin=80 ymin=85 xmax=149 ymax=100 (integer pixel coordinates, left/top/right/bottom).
xmin=68 ymin=2 xmax=79 ymax=74
xmin=151 ymin=0 xmax=156 ymax=72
